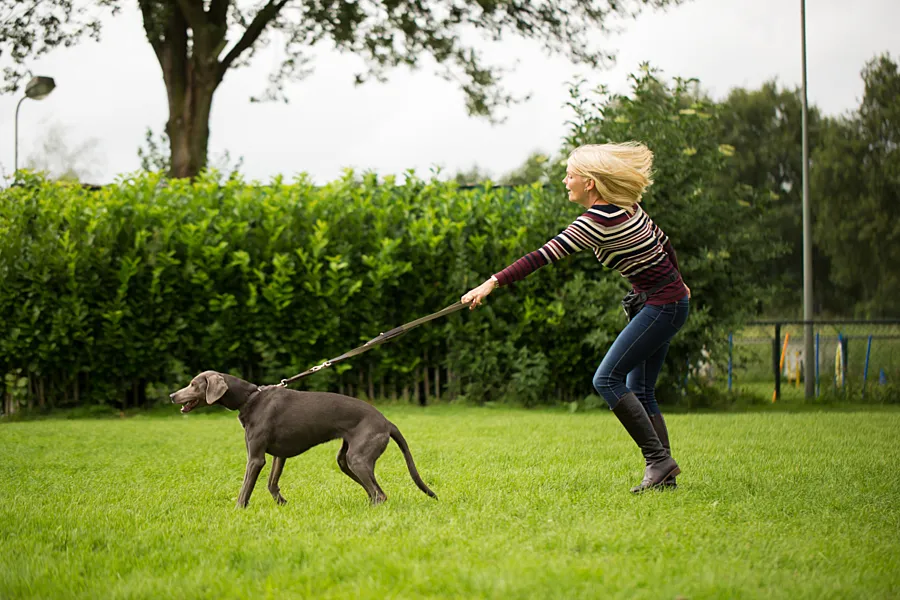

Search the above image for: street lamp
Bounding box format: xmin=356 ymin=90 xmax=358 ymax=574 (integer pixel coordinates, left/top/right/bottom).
xmin=800 ymin=1 xmax=815 ymax=398
xmin=14 ymin=75 xmax=56 ymax=173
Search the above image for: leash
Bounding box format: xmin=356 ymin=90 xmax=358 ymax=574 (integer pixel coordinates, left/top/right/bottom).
xmin=274 ymin=300 xmax=470 ymax=388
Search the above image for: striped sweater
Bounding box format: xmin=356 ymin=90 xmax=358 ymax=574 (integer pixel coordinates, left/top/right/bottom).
xmin=493 ymin=203 xmax=687 ymax=305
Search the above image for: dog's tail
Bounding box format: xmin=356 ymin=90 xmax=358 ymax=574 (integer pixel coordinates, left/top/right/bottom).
xmin=389 ymin=423 xmax=438 ymax=500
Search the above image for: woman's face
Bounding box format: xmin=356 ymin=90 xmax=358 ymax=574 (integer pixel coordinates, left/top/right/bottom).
xmin=562 ymin=167 xmax=595 ymax=206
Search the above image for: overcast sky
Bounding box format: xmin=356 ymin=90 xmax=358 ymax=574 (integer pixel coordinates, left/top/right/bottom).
xmin=1 ymin=0 xmax=898 ymax=185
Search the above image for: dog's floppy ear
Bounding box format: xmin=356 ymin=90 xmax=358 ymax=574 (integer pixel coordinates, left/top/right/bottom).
xmin=206 ymin=373 xmax=228 ymax=405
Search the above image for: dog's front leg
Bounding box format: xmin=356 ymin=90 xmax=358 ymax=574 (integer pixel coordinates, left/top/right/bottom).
xmin=237 ymin=445 xmax=266 ymax=508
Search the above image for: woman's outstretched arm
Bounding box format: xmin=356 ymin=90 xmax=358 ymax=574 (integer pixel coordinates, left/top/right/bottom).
xmin=461 ymin=211 xmax=605 ymax=308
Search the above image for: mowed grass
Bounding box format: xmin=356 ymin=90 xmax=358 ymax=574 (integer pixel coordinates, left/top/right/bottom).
xmin=2 ymin=405 xmax=899 ymax=599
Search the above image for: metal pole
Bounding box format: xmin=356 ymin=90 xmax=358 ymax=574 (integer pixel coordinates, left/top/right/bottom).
xmin=862 ymin=334 xmax=872 ymax=399
xmin=14 ymin=96 xmax=26 ymax=173
xmin=801 ymin=0 xmax=815 ymax=398
xmin=773 ymin=323 xmax=782 ymax=402
xmin=841 ymin=334 xmax=848 ymax=390
xmin=815 ymin=331 xmax=820 ymax=397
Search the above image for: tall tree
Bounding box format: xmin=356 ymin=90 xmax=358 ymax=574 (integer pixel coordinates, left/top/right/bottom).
xmin=714 ymin=81 xmax=833 ymax=314
xmin=2 ymin=0 xmax=684 ymax=179
xmin=812 ymin=54 xmax=900 ymax=317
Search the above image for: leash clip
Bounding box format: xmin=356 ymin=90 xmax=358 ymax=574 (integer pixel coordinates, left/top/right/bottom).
xmin=310 ymin=361 xmax=331 ymax=373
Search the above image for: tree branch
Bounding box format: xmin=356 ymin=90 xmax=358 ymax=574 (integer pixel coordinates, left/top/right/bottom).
xmin=219 ymin=0 xmax=289 ymax=77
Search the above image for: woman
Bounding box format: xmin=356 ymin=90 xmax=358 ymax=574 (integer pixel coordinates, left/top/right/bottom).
xmin=461 ymin=142 xmax=690 ymax=493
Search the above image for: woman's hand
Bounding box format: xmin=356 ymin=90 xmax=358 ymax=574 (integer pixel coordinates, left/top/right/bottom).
xmin=461 ymin=278 xmax=498 ymax=310
xmin=684 ymin=283 xmax=692 ymax=299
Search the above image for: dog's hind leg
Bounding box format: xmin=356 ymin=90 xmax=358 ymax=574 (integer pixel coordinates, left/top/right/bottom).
xmin=267 ymin=456 xmax=287 ymax=505
xmin=346 ymin=431 xmax=390 ymax=505
xmin=337 ymin=439 xmax=365 ymax=489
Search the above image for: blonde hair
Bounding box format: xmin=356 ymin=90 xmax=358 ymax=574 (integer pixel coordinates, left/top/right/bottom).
xmin=567 ymin=142 xmax=654 ymax=214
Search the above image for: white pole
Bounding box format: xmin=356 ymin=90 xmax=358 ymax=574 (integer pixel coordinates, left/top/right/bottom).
xmin=801 ymin=0 xmax=815 ymax=398
xmin=14 ymin=96 xmax=26 ymax=174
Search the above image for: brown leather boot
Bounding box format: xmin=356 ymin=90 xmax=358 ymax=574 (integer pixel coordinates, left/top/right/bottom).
xmin=649 ymin=413 xmax=677 ymax=489
xmin=611 ymin=392 xmax=680 ymax=493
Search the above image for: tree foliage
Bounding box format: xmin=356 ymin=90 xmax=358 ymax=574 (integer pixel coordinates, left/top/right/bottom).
xmin=0 ymin=1 xmax=114 ymax=94
xmin=712 ymin=81 xmax=840 ymax=315
xmin=812 ymin=54 xmax=900 ymax=317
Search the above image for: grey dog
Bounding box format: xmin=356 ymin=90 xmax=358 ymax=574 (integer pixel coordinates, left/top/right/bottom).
xmin=170 ymin=370 xmax=437 ymax=507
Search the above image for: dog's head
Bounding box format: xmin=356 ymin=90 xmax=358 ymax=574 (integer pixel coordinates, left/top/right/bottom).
xmin=169 ymin=371 xmax=228 ymax=414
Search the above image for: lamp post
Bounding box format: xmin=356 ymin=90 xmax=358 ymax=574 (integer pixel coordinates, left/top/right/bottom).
xmin=14 ymin=75 xmax=56 ymax=173
xmin=800 ymin=1 xmax=815 ymax=398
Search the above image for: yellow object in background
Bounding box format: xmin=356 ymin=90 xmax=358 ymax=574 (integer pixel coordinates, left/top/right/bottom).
xmin=835 ymin=342 xmax=844 ymax=388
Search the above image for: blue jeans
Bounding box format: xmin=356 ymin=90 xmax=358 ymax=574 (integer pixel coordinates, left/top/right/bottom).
xmin=592 ymin=296 xmax=690 ymax=412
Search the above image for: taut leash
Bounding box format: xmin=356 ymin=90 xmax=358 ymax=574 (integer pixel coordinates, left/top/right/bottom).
xmin=274 ymin=300 xmax=469 ymax=388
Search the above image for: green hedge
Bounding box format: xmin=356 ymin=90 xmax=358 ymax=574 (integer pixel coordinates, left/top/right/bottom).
xmin=0 ymin=171 xmax=617 ymax=410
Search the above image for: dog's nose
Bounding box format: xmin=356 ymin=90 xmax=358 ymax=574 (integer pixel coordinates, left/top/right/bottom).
xmin=169 ymin=393 xmax=176 ymax=402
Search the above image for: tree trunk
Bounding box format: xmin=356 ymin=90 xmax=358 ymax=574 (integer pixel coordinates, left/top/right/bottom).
xmin=423 ymin=351 xmax=430 ymax=404
xmin=435 ymin=366 xmax=441 ymax=402
xmin=140 ymin=0 xmax=291 ymax=180
xmin=138 ymin=378 xmax=149 ymax=408
xmin=147 ymin=3 xmax=220 ymax=180
xmin=165 ymin=70 xmax=217 ymax=178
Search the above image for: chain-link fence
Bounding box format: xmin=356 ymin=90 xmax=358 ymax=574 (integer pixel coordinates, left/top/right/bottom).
xmin=718 ymin=320 xmax=900 ymax=401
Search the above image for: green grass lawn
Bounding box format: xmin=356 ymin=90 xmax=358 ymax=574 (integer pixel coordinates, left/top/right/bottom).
xmin=2 ymin=404 xmax=899 ymax=599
